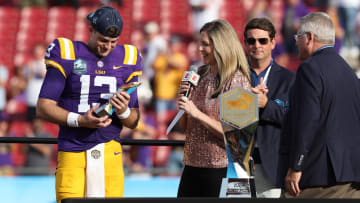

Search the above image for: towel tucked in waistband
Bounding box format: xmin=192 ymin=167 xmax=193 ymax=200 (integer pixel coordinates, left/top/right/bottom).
xmin=85 ymin=143 xmax=105 ymax=197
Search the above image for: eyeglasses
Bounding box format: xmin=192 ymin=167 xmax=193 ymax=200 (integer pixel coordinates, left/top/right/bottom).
xmin=245 ymin=37 xmax=269 ymax=45
xmin=294 ymin=32 xmax=306 ymax=41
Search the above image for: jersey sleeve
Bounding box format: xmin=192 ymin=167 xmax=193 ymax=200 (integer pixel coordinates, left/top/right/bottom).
xmin=123 ymin=44 xmax=143 ymax=83
xmin=40 ymin=38 xmax=77 ymax=101
xmin=122 ymin=45 xmax=143 ymax=108
xmin=44 ymin=37 xmax=76 ymax=78
xmin=38 ymin=67 xmax=66 ymax=101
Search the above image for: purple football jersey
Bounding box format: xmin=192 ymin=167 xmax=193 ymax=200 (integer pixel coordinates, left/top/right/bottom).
xmin=39 ymin=38 xmax=143 ymax=152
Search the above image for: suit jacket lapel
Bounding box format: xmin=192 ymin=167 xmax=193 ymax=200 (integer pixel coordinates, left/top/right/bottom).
xmin=266 ymin=62 xmax=281 ymax=98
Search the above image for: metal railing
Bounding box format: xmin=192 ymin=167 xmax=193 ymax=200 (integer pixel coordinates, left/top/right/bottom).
xmin=0 ymin=137 xmax=185 ymax=176
xmin=0 ymin=137 xmax=185 ymax=146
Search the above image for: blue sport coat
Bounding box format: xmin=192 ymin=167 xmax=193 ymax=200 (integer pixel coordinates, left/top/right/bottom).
xmin=255 ymin=61 xmax=295 ymax=186
xmin=277 ymin=47 xmax=360 ymax=188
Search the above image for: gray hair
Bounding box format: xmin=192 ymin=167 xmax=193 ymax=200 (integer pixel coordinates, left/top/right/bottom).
xmin=299 ymin=12 xmax=335 ymax=44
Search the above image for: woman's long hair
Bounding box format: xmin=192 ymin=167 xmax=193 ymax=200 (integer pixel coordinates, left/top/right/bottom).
xmin=200 ymin=19 xmax=250 ymax=97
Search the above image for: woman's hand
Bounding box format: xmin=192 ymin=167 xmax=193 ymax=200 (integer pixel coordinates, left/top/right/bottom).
xmin=178 ymin=96 xmax=199 ymax=118
xmin=177 ymin=81 xmax=191 ymax=97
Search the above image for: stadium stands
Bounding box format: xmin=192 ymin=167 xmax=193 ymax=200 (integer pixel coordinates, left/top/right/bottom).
xmin=0 ymin=7 xmax=20 ymax=73
xmin=46 ymin=6 xmax=76 ymax=42
xmin=1 ymin=0 xmax=339 ymax=177
xmin=0 ymin=1 xmax=288 ymax=70
xmin=15 ymin=7 xmax=48 ymax=66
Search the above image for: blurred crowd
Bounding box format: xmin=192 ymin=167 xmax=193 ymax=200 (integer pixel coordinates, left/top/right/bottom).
xmin=1 ymin=0 xmax=360 ymax=177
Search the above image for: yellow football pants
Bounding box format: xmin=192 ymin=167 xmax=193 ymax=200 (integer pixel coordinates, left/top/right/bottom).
xmin=55 ymin=140 xmax=124 ymax=202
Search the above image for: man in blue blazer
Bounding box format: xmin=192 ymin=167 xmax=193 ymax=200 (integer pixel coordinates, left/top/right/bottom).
xmin=278 ymin=12 xmax=360 ymax=198
xmin=244 ymin=17 xmax=296 ymax=198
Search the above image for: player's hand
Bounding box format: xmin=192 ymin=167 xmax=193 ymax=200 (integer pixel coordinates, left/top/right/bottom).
xmin=111 ymin=91 xmax=130 ymax=115
xmin=79 ymin=106 xmax=112 ymax=128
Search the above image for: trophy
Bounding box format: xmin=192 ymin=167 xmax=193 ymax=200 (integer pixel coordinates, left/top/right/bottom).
xmin=219 ymin=87 xmax=259 ymax=198
xmin=94 ymin=81 xmax=141 ymax=117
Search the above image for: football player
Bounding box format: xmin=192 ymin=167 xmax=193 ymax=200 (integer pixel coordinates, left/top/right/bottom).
xmin=36 ymin=6 xmax=142 ymax=202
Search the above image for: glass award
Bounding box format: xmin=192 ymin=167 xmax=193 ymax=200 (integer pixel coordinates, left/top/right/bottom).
xmin=94 ymin=81 xmax=141 ymax=117
xmin=219 ymin=87 xmax=259 ymax=198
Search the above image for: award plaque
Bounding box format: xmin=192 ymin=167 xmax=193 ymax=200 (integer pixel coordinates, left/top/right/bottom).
xmin=219 ymin=87 xmax=258 ymax=198
xmin=94 ymin=82 xmax=141 ymax=117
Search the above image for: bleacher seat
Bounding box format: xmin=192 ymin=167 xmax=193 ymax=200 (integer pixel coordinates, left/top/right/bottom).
xmin=46 ymin=6 xmax=76 ymax=42
xmin=14 ymin=7 xmax=48 ymax=66
xmin=74 ymin=6 xmax=94 ymax=42
xmin=160 ymin=0 xmax=192 ymax=36
xmin=0 ymin=6 xmax=20 ymax=20
xmin=220 ymin=0 xmax=246 ymax=41
xmin=132 ymin=0 xmax=161 ymax=25
xmin=0 ymin=7 xmax=20 ymax=69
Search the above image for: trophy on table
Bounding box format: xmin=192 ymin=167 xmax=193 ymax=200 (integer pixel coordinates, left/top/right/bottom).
xmin=219 ymin=87 xmax=259 ymax=198
xmin=94 ymin=81 xmax=141 ymax=117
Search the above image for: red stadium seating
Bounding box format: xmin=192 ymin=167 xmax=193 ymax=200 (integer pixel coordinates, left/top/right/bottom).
xmin=220 ymin=0 xmax=246 ymax=41
xmin=0 ymin=1 xmax=297 ymax=81
xmin=1 ymin=2 xmax=195 ymax=69
xmin=0 ymin=7 xmax=20 ymax=69
xmin=160 ymin=0 xmax=192 ymax=36
xmin=0 ymin=6 xmax=20 ymax=20
xmin=46 ymin=6 xmax=76 ymax=42
xmin=132 ymin=0 xmax=161 ymax=25
xmin=74 ymin=6 xmax=93 ymax=42
xmin=112 ymin=1 xmax=134 ymax=45
xmin=14 ymin=7 xmax=48 ymax=66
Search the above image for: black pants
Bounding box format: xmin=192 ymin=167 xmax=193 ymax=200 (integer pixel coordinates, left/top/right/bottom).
xmin=177 ymin=165 xmax=227 ymax=197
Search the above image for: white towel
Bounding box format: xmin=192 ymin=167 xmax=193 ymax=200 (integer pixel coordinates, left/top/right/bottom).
xmin=85 ymin=143 xmax=105 ymax=198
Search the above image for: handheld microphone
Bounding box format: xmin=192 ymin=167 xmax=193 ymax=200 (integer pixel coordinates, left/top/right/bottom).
xmin=166 ymin=66 xmax=200 ymax=135
xmin=181 ymin=65 xmax=200 ymax=97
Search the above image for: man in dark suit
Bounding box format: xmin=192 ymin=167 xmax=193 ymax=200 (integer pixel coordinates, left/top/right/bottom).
xmin=243 ymin=17 xmax=296 ymax=198
xmin=278 ymin=12 xmax=360 ymax=198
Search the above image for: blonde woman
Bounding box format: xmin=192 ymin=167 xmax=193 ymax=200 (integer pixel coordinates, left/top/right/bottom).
xmin=176 ymin=19 xmax=251 ymax=197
